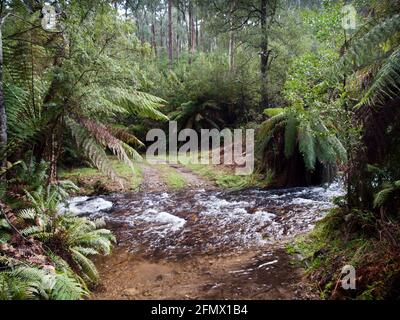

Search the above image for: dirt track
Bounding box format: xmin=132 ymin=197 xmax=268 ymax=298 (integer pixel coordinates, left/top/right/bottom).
xmin=91 ymin=163 xmax=318 ymax=300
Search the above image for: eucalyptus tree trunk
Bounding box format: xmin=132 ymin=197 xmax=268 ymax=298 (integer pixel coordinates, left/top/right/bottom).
xmin=151 ymin=19 xmax=157 ymax=55
xmin=195 ymin=14 xmax=199 ymax=49
xmin=260 ymin=0 xmax=269 ymax=110
xmin=228 ymin=0 xmax=236 ymax=72
xmin=176 ymin=12 xmax=181 ymax=57
xmin=0 ymin=16 xmax=8 ymax=166
xmin=168 ymin=0 xmax=173 ymax=68
xmin=188 ymin=1 xmax=193 ymax=64
xmin=228 ymin=31 xmax=235 ymax=72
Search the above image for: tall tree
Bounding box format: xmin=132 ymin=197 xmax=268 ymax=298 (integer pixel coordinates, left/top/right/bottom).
xmin=168 ymin=0 xmax=173 ymax=68
xmin=260 ymin=0 xmax=269 ymax=109
xmin=0 ymin=11 xmax=9 ymax=166
xmin=228 ymin=0 xmax=236 ymax=72
xmin=188 ymin=0 xmax=194 ymax=64
xmin=208 ymin=0 xmax=278 ymax=109
xmin=0 ymin=27 xmax=6 ymax=148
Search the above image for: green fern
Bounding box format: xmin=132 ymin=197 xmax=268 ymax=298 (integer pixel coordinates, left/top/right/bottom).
xmin=334 ymin=13 xmax=400 ymax=107
xmin=257 ymin=108 xmax=346 ymax=175
xmin=298 ymin=123 xmax=316 ymax=171
xmin=373 ymin=180 xmax=400 ymax=208
xmin=284 ymin=112 xmax=298 ymax=158
xmin=50 ymin=272 xmax=87 ymax=300
xmin=0 ymin=265 xmax=87 ymax=300
xmin=17 ymin=189 xmax=115 ymax=285
xmin=336 ymin=14 xmax=400 ymax=79
xmin=358 ymin=47 xmax=400 ymax=106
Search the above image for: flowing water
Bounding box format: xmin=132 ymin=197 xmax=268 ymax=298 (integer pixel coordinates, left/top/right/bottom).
xmin=64 ymin=181 xmax=343 ymax=259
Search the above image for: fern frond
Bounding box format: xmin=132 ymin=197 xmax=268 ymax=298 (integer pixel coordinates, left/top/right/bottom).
xmin=78 ymin=117 xmax=136 ymax=171
xmin=284 ymin=113 xmax=298 ymax=158
xmin=106 ymin=88 xmax=169 ymax=121
xmin=70 ymin=248 xmax=99 ymax=283
xmin=17 ymin=208 xmax=36 ymax=221
xmin=107 ymin=125 xmax=145 ymax=148
xmin=374 ymin=186 xmax=394 ymax=208
xmin=298 ymin=123 xmax=316 ymax=171
xmin=65 ymin=117 xmax=121 ymax=183
xmin=50 ymin=272 xmax=87 ymax=300
xmin=257 ymin=113 xmax=287 ymax=153
xmin=335 ymin=14 xmax=400 ymax=81
xmin=358 ymin=47 xmax=400 ymax=107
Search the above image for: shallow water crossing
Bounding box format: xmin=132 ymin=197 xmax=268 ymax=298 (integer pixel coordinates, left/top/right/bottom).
xmin=66 ymin=182 xmax=343 ymax=259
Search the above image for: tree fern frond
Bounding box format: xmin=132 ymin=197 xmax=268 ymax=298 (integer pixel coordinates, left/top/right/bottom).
xmin=65 ymin=117 xmax=121 ymax=184
xmin=107 ymin=88 xmax=169 ymax=121
xmin=257 ymin=113 xmax=287 ymax=153
xmin=284 ymin=113 xmax=298 ymax=159
xmin=107 ymin=125 xmax=145 ymax=148
xmin=374 ymin=186 xmax=395 ymax=208
xmin=335 ymin=14 xmax=400 ymax=81
xmin=298 ymin=123 xmax=316 ymax=171
xmin=357 ymin=47 xmax=400 ymax=107
xmin=78 ymin=118 xmax=136 ymax=171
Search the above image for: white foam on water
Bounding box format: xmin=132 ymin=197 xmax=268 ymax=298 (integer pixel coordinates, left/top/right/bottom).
xmin=59 ymin=197 xmax=113 ymax=215
xmin=79 ymin=179 xmax=345 ymax=255
xmin=133 ymin=209 xmax=186 ymax=234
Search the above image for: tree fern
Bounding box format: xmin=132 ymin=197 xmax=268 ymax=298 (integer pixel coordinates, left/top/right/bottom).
xmin=257 ymin=108 xmax=346 ymax=178
xmin=257 ymin=112 xmax=287 ymax=154
xmin=78 ymin=118 xmax=136 ymax=170
xmin=104 ymin=88 xmax=169 ymax=121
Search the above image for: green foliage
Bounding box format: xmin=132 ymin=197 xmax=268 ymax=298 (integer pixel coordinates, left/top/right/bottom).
xmin=147 ymin=51 xmax=260 ymax=129
xmin=284 ymin=111 xmax=299 ymax=158
xmin=334 ymin=13 xmax=400 ymax=107
xmin=2 ymin=1 xmax=168 ymax=181
xmin=16 ymin=188 xmax=115 ymax=283
xmin=0 ymin=264 xmax=88 ymax=300
xmin=0 ymin=160 xmax=114 ymax=299
xmin=373 ymin=180 xmax=400 ymax=209
xmin=264 ymin=108 xmax=284 ymax=118
xmin=258 ymin=107 xmax=346 ymax=172
xmin=290 ymin=206 xmax=400 ymax=300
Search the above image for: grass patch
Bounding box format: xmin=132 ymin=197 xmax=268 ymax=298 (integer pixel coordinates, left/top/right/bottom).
xmin=184 ymin=162 xmax=268 ymax=189
xmin=145 ymin=153 xmax=270 ymax=190
xmin=59 ymin=159 xmax=143 ymax=195
xmin=156 ymin=165 xmax=187 ymax=189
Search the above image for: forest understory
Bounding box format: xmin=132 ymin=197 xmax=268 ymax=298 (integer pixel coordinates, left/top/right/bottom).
xmin=1 ymin=0 xmax=400 ymax=301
